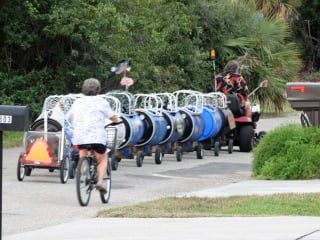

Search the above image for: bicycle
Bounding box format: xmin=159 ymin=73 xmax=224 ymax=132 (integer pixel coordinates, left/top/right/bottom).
xmin=76 ymin=122 xmax=120 ymax=206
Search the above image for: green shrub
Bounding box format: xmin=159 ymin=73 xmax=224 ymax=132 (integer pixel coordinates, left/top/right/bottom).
xmin=252 ymin=124 xmax=320 ymax=180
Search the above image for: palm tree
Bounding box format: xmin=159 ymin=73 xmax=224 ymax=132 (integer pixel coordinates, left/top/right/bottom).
xmin=246 ymin=0 xmax=301 ymax=23
xmin=221 ymin=2 xmax=302 ymax=111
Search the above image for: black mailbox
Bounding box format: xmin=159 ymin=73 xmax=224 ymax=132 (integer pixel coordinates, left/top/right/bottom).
xmin=286 ymin=82 xmax=320 ymax=110
xmin=0 ymin=105 xmax=29 ymax=131
xmin=286 ymin=82 xmax=320 ymax=127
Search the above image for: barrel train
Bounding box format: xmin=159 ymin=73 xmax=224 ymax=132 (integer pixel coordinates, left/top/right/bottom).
xmin=17 ymin=89 xmax=264 ymax=182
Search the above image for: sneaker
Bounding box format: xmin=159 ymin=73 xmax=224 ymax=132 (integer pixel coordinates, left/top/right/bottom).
xmin=96 ymin=183 xmax=107 ymax=194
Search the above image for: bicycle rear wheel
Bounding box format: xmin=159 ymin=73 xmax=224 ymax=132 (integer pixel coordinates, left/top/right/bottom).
xmin=76 ymin=157 xmax=92 ymax=206
xmin=100 ymin=159 xmax=111 ymax=203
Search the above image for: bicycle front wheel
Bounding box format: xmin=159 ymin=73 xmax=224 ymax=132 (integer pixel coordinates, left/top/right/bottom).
xmin=100 ymin=159 xmax=111 ymax=203
xmin=76 ymin=157 xmax=92 ymax=206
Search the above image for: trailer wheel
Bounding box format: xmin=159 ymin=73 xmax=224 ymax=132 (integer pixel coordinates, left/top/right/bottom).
xmin=17 ymin=156 xmax=25 ymax=181
xmin=176 ymin=146 xmax=183 ymax=162
xmin=111 ymin=155 xmax=119 ymax=171
xmin=155 ymin=148 xmax=163 ymax=165
xmin=136 ymin=151 xmax=144 ymax=167
xmin=228 ymin=139 xmax=233 ymax=154
xmin=214 ymin=141 xmax=219 ymax=156
xmin=239 ymin=125 xmax=254 ymax=152
xmin=31 ymin=118 xmax=62 ymax=131
xmin=69 ymin=160 xmax=76 ymax=179
xmin=196 ymin=143 xmax=204 ymax=159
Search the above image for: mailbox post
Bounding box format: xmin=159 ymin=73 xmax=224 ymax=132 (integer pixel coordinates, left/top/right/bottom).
xmin=0 ymin=105 xmax=29 ymax=240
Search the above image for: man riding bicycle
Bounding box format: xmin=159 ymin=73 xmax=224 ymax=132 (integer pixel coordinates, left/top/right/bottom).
xmin=66 ymin=78 xmax=122 ymax=193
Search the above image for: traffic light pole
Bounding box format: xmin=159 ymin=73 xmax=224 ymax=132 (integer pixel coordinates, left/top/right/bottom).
xmin=210 ymin=49 xmax=216 ymax=91
xmin=0 ymin=131 xmax=3 ymax=240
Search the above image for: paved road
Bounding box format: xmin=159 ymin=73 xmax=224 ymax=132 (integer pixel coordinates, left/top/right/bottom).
xmin=2 ymin=113 xmax=301 ymax=236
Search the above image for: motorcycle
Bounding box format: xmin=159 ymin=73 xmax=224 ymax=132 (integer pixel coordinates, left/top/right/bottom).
xmin=209 ymin=79 xmax=268 ymax=155
xmin=228 ymin=79 xmax=268 ymax=152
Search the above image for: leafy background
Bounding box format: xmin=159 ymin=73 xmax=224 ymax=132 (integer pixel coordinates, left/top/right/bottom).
xmin=1 ymin=0 xmax=319 ymax=120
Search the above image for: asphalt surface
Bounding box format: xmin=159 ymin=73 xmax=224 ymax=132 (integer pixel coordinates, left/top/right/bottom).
xmin=3 ymin=180 xmax=320 ymax=240
xmin=3 ymin=112 xmax=320 ymax=240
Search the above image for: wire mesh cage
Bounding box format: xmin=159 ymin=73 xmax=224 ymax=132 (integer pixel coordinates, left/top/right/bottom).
xmin=106 ymin=90 xmax=135 ymax=115
xmin=101 ymin=94 xmax=122 ymax=115
xmin=105 ymin=126 xmax=121 ymax=150
xmin=202 ymin=92 xmax=227 ymax=108
xmin=173 ymin=90 xmax=203 ymax=113
xmin=134 ymin=93 xmax=165 ymax=116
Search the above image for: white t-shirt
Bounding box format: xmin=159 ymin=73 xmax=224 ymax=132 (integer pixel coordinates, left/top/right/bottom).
xmin=66 ymin=95 xmax=114 ymax=145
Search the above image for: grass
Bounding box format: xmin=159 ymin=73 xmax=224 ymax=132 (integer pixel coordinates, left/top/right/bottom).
xmin=3 ymin=131 xmax=24 ymax=148
xmin=98 ymin=193 xmax=320 ymax=218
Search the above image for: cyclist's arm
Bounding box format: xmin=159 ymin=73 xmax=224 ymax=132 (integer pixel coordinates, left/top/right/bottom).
xmin=109 ymin=115 xmax=122 ymax=123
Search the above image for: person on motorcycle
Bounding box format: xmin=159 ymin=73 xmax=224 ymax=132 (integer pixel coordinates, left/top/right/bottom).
xmin=215 ymin=60 xmax=251 ymax=117
xmin=66 ymin=78 xmax=122 ymax=193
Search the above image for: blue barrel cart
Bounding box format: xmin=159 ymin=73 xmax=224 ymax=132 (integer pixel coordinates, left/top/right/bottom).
xmin=154 ymin=93 xmax=186 ymax=161
xmin=133 ymin=93 xmax=171 ymax=166
xmin=106 ymin=91 xmax=145 ymax=169
xmin=101 ymin=94 xmax=127 ymax=170
xmin=173 ymin=90 xmax=206 ymax=160
xmin=201 ymin=92 xmax=235 ymax=156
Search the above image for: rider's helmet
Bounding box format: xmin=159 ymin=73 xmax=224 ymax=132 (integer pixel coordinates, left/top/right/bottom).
xmin=82 ymin=78 xmax=101 ymax=96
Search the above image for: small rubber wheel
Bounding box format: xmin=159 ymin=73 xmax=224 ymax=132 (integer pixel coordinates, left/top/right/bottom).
xmin=155 ymin=148 xmax=163 ymax=165
xmin=196 ymin=143 xmax=204 ymax=159
xmin=69 ymin=160 xmax=76 ymax=179
xmin=176 ymin=146 xmax=183 ymax=162
xmin=17 ymin=157 xmax=25 ymax=181
xmin=111 ymin=155 xmax=119 ymax=171
xmin=214 ymin=141 xmax=220 ymax=156
xmin=228 ymin=139 xmax=233 ymax=154
xmin=136 ymin=151 xmax=144 ymax=167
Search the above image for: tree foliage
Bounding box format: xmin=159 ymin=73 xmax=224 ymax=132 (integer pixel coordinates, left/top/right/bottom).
xmin=0 ymin=0 xmax=303 ymax=119
xmin=295 ymin=0 xmax=320 ymax=71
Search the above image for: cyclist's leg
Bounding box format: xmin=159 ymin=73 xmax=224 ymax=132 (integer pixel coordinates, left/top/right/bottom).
xmin=92 ymin=144 xmax=108 ymax=191
xmin=77 ymin=145 xmax=88 ymax=159
xmin=95 ymin=152 xmax=107 ymax=185
xmin=79 ymin=149 xmax=87 ymax=158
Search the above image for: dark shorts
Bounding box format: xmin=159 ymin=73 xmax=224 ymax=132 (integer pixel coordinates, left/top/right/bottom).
xmin=77 ymin=144 xmax=107 ymax=154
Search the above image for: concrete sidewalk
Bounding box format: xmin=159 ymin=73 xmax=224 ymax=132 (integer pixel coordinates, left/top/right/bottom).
xmin=3 ymin=217 xmax=320 ymax=240
xmin=183 ymin=179 xmax=320 ymax=197
xmin=4 ymin=180 xmax=320 ymax=240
